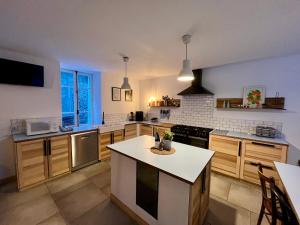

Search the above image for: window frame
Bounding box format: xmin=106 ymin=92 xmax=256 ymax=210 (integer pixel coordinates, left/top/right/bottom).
xmin=61 ymin=69 xmax=94 ymax=127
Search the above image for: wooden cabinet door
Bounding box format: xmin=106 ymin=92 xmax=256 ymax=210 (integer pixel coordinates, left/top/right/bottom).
xmin=188 ymin=161 xmax=211 ymax=225
xmin=209 ymin=135 xmax=241 ymax=178
xmin=240 ymin=140 xmax=287 ymax=185
xmin=124 ymin=124 xmax=137 ymax=140
xmin=113 ymin=130 xmax=124 ymax=143
xmin=48 ymin=135 xmax=70 ymax=178
xmin=16 ymin=139 xmax=48 ymax=190
xmin=153 ymin=126 xmax=170 ymax=138
xmin=99 ymin=132 xmax=112 ymax=160
xmin=140 ymin=124 xmax=153 ymax=136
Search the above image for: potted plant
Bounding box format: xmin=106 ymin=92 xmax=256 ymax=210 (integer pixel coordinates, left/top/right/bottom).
xmin=162 ymin=131 xmax=173 ymax=150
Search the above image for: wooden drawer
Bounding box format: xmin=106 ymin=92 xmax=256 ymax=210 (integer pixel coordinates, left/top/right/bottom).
xmin=48 ymin=135 xmax=70 ymax=177
xmin=153 ymin=126 xmax=170 ymax=138
xmin=211 ymin=152 xmax=240 ymax=177
xmin=209 ymin=135 xmax=241 ymax=178
xmin=99 ymin=132 xmax=112 ymax=160
xmin=209 ymin=135 xmax=241 ymax=156
xmin=113 ymin=130 xmax=124 ymax=143
xmin=125 ymin=124 xmax=137 ymax=140
xmin=242 ymin=161 xmax=280 ymax=185
xmin=140 ymin=124 xmax=153 ymax=136
xmin=243 ymin=140 xmax=287 ymax=163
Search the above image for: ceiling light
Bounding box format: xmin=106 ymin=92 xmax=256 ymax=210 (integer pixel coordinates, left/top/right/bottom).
xmin=121 ymin=56 xmax=131 ymax=90
xmin=178 ymin=34 xmax=194 ymax=81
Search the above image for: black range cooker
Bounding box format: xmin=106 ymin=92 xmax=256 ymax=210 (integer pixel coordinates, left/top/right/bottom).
xmin=171 ymin=125 xmax=213 ymax=149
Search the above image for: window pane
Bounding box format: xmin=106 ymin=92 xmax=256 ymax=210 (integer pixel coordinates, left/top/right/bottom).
xmin=62 ymin=113 xmax=75 ymax=126
xmin=61 ymin=71 xmax=75 ymax=126
xmin=77 ymin=74 xmax=92 ymax=125
xmin=79 ymin=112 xmax=88 ymax=125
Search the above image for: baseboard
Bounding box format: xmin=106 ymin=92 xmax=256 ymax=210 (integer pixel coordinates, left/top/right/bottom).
xmin=110 ymin=193 xmax=148 ymax=225
xmin=0 ymin=175 xmax=16 ymax=186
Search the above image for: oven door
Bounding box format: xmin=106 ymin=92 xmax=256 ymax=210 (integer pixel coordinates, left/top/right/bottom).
xmin=188 ymin=136 xmax=209 ymax=149
xmin=173 ymin=134 xmax=189 ymax=145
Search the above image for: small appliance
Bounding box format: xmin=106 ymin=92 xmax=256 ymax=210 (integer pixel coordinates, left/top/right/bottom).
xmin=256 ymin=126 xmax=277 ymax=138
xmin=25 ymin=117 xmax=59 ymax=136
xmin=135 ymin=111 xmax=144 ymax=121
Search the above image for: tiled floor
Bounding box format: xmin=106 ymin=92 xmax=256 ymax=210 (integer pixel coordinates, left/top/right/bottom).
xmin=0 ymin=161 xmax=268 ymax=225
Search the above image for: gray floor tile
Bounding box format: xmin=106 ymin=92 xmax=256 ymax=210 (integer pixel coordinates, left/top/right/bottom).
xmin=79 ymin=161 xmax=110 ymax=178
xmin=0 ymin=194 xmax=58 ymax=225
xmin=228 ymin=182 xmax=262 ymax=213
xmin=210 ymin=173 xmax=231 ymax=200
xmin=0 ymin=184 xmax=49 ymax=214
xmin=71 ymin=199 xmax=137 ymax=225
xmin=37 ymin=213 xmax=67 ymax=225
xmin=90 ymin=170 xmax=111 ymax=189
xmin=250 ymin=211 xmax=269 ymax=225
xmin=46 ymin=172 xmax=87 ymax=194
xmin=56 ymin=183 xmax=108 ymax=222
xmin=206 ymin=195 xmax=251 ymax=225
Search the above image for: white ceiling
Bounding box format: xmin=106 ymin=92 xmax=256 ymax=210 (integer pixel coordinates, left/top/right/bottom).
xmin=0 ymin=0 xmax=300 ymax=79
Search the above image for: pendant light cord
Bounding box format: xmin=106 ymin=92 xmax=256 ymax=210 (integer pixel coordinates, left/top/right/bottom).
xmin=185 ymin=43 xmax=188 ymax=60
xmin=125 ymin=60 xmax=127 ymax=78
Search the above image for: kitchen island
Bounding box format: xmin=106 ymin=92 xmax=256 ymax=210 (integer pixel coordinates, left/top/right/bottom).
xmin=107 ymin=135 xmax=214 ymax=225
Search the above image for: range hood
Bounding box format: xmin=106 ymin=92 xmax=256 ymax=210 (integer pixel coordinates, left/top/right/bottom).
xmin=177 ymin=69 xmax=214 ymax=95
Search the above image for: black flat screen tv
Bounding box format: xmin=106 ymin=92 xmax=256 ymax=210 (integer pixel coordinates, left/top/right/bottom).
xmin=0 ymin=58 xmax=44 ymax=87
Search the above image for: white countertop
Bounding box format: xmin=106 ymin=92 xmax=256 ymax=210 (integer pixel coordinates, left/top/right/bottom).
xmin=211 ymin=129 xmax=288 ymax=145
xmin=274 ymin=162 xmax=300 ymax=223
xmin=107 ymin=135 xmax=214 ymax=184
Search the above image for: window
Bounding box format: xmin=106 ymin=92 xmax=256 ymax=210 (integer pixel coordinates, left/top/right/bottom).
xmin=61 ymin=70 xmax=93 ymax=127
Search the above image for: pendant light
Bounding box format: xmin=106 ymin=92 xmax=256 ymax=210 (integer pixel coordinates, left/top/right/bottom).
xmin=121 ymin=56 xmax=131 ymax=90
xmin=178 ymin=34 xmax=194 ymax=81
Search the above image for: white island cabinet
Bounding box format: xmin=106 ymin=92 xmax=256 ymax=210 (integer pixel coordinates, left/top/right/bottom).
xmin=107 ymin=135 xmax=214 ymax=225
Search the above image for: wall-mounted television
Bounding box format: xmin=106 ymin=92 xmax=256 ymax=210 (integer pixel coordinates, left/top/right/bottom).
xmin=0 ymin=58 xmax=44 ymax=87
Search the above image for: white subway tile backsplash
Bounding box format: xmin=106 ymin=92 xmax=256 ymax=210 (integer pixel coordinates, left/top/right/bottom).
xmin=148 ymin=96 xmax=283 ymax=136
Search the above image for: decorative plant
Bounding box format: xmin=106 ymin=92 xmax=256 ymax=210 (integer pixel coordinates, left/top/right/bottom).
xmin=163 ymin=131 xmax=173 ymax=141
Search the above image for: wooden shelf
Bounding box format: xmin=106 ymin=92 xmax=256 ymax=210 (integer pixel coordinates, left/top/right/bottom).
xmin=216 ymin=97 xmax=285 ymax=110
xmin=149 ymin=99 xmax=180 ymax=108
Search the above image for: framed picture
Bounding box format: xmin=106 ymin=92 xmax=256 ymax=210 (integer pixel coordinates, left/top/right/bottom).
xmin=112 ymin=87 xmax=121 ymax=101
xmin=125 ymin=90 xmax=133 ymax=102
xmin=243 ymin=86 xmax=266 ymax=108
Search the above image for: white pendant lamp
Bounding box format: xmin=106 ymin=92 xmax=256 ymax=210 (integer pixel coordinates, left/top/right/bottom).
xmin=178 ymin=34 xmax=194 ymax=81
xmin=121 ymin=56 xmax=132 ymax=90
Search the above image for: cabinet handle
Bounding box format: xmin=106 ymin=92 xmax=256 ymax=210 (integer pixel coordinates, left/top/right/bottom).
xmin=238 ymin=141 xmax=242 ymax=156
xmin=201 ymin=169 xmax=206 ymax=193
xmin=43 ymin=140 xmax=47 ymax=156
xmin=251 ymin=142 xmax=275 ymax=148
xmin=250 ymin=162 xmax=273 ymax=170
xmin=48 ymin=140 xmax=51 ymax=155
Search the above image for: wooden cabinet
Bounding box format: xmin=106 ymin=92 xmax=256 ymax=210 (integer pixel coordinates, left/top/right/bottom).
xmin=140 ymin=124 xmax=153 ymax=136
xmin=99 ymin=132 xmax=112 ymax=160
xmin=188 ymin=161 xmax=211 ymax=225
xmin=209 ymin=134 xmax=288 ymax=185
xmin=153 ymin=126 xmax=171 ymax=137
xmin=16 ymin=139 xmax=48 ymax=189
xmin=99 ymin=129 xmax=124 ymax=160
xmin=240 ymin=140 xmax=287 ymax=185
xmin=124 ymin=124 xmax=137 ymax=140
xmin=16 ymin=135 xmax=71 ymax=190
xmin=209 ymin=135 xmax=241 ymax=178
xmin=113 ymin=130 xmax=124 ymax=143
xmin=48 ymin=135 xmax=70 ymax=177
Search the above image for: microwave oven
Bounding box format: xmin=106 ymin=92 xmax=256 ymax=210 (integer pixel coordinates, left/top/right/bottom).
xmin=25 ymin=118 xmax=59 ymax=136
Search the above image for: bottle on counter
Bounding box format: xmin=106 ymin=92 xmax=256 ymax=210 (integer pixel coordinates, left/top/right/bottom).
xmin=154 ymin=132 xmax=160 ymax=149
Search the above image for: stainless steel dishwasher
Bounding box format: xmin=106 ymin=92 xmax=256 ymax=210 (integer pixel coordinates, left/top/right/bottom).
xmin=71 ymin=130 xmax=98 ymax=171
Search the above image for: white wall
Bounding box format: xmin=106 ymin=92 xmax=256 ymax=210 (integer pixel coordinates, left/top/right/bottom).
xmin=0 ymin=48 xmax=61 ymax=179
xmin=140 ymin=54 xmax=300 ymax=165
xmin=102 ymin=72 xmax=140 ymax=114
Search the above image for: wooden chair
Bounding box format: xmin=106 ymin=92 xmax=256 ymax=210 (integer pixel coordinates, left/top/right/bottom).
xmin=257 ymin=164 xmax=280 ymax=225
xmin=270 ymin=183 xmax=299 ymax=225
